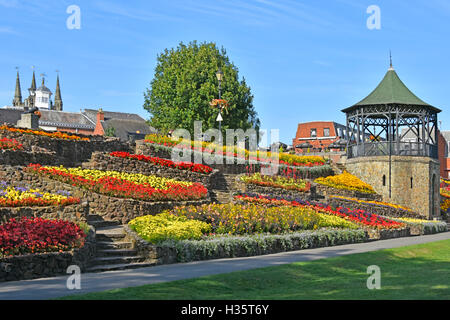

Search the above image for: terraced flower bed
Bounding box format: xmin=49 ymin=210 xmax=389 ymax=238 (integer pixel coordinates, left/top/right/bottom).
xmin=143 ymin=134 xmax=327 ymax=168
xmin=0 ymin=181 xmax=80 ymax=207
xmin=314 ymin=171 xmax=376 ymax=194
xmin=327 ymin=195 xmax=423 ymax=219
xmin=0 ymin=125 xmax=89 ymax=141
xmin=234 ymin=193 xmax=405 ymax=231
xmin=385 ymin=217 xmax=448 ymax=235
xmin=0 ymin=217 xmax=86 ymax=257
xmin=125 ymin=202 xmax=366 ymax=264
xmin=0 ymin=138 xmax=23 ymax=150
xmin=109 ymin=151 xmax=213 ymax=174
xmin=26 ymin=164 xmax=208 ymax=202
xmin=239 ymin=173 xmax=311 ymax=192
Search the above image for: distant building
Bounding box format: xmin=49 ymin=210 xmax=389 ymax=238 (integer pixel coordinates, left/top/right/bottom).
xmin=292 ymin=121 xmax=352 ymax=154
xmin=2 ymin=69 xmax=156 ymax=141
xmin=9 ymin=69 xmax=62 ymax=111
xmin=438 ymin=131 xmax=450 ymax=178
xmin=0 ymin=108 xmax=156 ymax=141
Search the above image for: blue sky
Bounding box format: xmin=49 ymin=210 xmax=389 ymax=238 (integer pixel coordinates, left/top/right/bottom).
xmin=0 ymin=0 xmax=449 ymax=144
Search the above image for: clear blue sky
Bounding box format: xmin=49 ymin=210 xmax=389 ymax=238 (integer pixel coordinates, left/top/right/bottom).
xmin=1 ymin=0 xmax=449 ymax=144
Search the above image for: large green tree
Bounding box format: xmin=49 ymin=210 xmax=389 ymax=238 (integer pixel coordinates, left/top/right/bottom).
xmin=144 ymin=41 xmax=260 ymax=137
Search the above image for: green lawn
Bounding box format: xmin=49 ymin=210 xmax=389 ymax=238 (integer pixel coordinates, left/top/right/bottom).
xmin=61 ymin=239 xmax=450 ymax=300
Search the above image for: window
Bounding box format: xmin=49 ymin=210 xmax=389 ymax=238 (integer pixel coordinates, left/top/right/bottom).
xmin=410 ymin=177 xmax=413 ymax=189
xmin=323 ymin=128 xmax=330 ymax=137
xmin=382 ymin=175 xmax=386 ymax=186
xmin=310 ymin=129 xmax=317 ymax=138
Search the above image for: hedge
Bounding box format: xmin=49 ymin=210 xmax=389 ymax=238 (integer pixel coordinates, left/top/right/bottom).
xmin=157 ymin=228 xmax=368 ymax=263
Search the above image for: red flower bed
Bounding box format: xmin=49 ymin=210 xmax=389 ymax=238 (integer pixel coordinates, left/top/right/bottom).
xmin=235 ymin=193 xmax=405 ymax=230
xmin=26 ymin=164 xmax=208 ymax=202
xmin=0 ymin=217 xmax=86 ymax=257
xmin=109 ymin=151 xmax=213 ymax=174
xmin=0 ymin=137 xmax=23 ymax=150
xmin=143 ymin=140 xmax=325 ymax=168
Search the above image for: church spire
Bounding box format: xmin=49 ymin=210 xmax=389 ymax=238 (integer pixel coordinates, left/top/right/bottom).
xmin=29 ymin=68 xmax=36 ymax=92
xmin=13 ymin=68 xmax=22 ymax=107
xmin=54 ymin=71 xmax=63 ymax=111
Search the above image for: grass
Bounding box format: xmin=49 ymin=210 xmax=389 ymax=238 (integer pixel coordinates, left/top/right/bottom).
xmin=60 ymin=239 xmax=450 ymax=300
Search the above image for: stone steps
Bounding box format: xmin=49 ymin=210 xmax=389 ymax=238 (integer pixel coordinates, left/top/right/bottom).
xmin=97 ymin=248 xmax=137 ymax=257
xmin=87 ymin=214 xmax=121 ymax=229
xmin=88 ymin=224 xmax=157 ymax=273
xmin=96 ymin=241 xmax=134 ymax=250
xmin=210 ymin=173 xmax=239 ymax=204
xmin=85 ymin=261 xmax=159 ymax=273
xmin=91 ymin=255 xmax=146 ymax=265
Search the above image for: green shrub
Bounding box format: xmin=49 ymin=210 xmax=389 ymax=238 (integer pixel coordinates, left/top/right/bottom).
xmin=158 ymin=229 xmax=368 ymax=262
xmin=129 ymin=213 xmax=211 ymax=243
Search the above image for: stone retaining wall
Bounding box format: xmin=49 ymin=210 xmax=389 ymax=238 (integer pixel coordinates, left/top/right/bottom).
xmin=0 ymin=227 xmax=96 ymax=282
xmin=0 ymin=165 xmax=211 ymax=224
xmin=82 ymin=152 xmax=219 ymax=189
xmin=234 ymin=175 xmax=315 ymax=201
xmin=327 ymin=197 xmax=424 ymax=219
xmin=315 ymin=184 xmax=383 ymax=201
xmin=0 ymin=202 xmax=89 ymax=224
xmin=366 ymin=227 xmax=410 ymax=240
xmin=0 ymin=149 xmax=75 ymax=166
xmin=0 ymin=129 xmax=131 ymax=166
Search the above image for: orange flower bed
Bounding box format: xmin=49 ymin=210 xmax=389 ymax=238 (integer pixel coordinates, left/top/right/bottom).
xmin=0 ymin=125 xmax=89 ymax=141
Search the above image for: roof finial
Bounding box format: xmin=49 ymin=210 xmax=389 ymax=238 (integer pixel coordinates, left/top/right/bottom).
xmin=389 ymin=50 xmax=393 ymax=70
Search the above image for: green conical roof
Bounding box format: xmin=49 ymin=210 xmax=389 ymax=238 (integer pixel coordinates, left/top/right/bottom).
xmin=343 ymin=67 xmax=440 ymax=113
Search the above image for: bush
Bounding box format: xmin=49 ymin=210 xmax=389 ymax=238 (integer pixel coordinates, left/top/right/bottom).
xmin=388 ymin=217 xmax=448 ymax=234
xmin=129 ymin=213 xmax=211 ymax=243
xmin=158 ymin=229 xmax=368 ymax=262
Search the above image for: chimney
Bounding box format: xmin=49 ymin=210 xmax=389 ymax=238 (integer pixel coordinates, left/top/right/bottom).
xmin=93 ymin=108 xmax=105 ymax=136
xmin=97 ymin=108 xmax=104 ymax=122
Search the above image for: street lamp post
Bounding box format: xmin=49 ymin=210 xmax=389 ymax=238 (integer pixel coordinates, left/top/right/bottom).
xmin=216 ymin=68 xmax=224 ymax=143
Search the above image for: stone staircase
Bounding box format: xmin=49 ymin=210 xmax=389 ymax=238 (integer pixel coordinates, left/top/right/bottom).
xmin=333 ymin=162 xmax=347 ymax=174
xmin=209 ymin=173 xmax=239 ymax=204
xmin=86 ymin=214 xmax=157 ymax=272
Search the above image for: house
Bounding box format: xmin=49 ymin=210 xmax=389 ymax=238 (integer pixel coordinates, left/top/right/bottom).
xmin=292 ymin=121 xmax=350 ymax=153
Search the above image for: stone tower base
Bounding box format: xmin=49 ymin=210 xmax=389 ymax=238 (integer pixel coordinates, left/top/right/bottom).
xmin=344 ymin=156 xmax=440 ymax=219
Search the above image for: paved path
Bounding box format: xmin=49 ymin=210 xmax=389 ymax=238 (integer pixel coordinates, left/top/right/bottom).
xmin=1 ymin=232 xmax=449 ymax=300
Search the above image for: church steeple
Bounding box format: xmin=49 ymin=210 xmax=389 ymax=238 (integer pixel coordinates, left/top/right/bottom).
xmin=29 ymin=69 xmax=36 ymax=93
xmin=54 ymin=72 xmax=63 ymax=111
xmin=13 ymin=68 xmax=23 ymax=107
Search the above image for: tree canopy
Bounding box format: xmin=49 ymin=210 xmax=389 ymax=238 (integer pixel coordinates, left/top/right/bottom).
xmin=143 ymin=41 xmax=260 ymax=138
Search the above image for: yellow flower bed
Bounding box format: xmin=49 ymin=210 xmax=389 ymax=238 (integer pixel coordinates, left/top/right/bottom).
xmin=168 ymin=203 xmax=359 ymax=235
xmin=145 ymin=134 xmax=326 ymax=165
xmin=315 ymin=171 xmax=375 ymax=194
xmin=393 ymin=217 xmax=434 ymax=224
xmin=43 ymin=166 xmax=193 ymax=190
xmin=1 ymin=187 xmax=69 ymax=203
xmin=129 ymin=213 xmax=211 ymax=243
